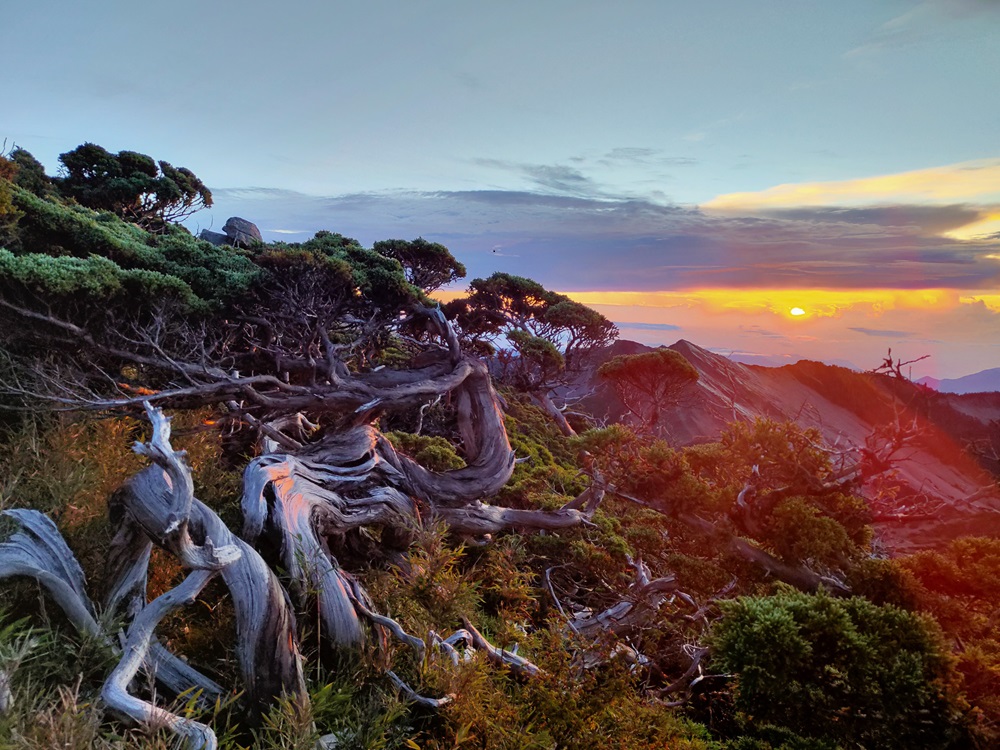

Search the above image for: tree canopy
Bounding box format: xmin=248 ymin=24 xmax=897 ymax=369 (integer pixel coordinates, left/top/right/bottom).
xmin=444 ymin=272 xmax=617 ymax=367
xmin=55 ymin=142 xmax=212 ymax=230
xmin=445 ymin=273 xmax=617 ymax=435
xmin=373 ymin=237 xmax=466 ymax=292
xmin=598 ymin=347 xmax=699 ymax=433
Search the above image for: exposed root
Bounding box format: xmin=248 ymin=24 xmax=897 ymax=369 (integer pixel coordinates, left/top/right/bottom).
xmin=102 ymin=570 xmax=220 ymax=750
xmin=386 ymin=670 xmax=454 ymax=709
xmin=460 ymin=619 xmax=542 ymax=678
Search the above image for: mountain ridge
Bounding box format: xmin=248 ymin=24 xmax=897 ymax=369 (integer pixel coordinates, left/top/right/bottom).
xmin=918 ymin=367 xmax=1000 ymax=395
xmin=569 ymin=339 xmax=1000 ymax=552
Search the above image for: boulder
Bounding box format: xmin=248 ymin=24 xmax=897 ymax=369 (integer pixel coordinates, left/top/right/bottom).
xmin=199 ymin=229 xmax=229 ymax=246
xmin=223 ymin=217 xmax=262 ymax=247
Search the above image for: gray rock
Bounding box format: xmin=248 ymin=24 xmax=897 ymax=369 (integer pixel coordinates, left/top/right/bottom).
xmin=199 ymin=229 xmax=229 ymax=246
xmin=223 ymin=217 xmax=262 ymax=247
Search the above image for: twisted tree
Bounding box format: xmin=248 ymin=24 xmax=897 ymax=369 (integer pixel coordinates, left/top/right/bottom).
xmin=0 ymin=173 xmax=607 ymax=747
xmin=56 ymin=143 xmax=213 ymax=230
xmin=445 ymin=272 xmax=618 ymax=435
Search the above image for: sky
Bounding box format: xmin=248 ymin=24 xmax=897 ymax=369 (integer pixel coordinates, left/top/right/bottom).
xmin=3 ymin=0 xmax=1000 ymax=378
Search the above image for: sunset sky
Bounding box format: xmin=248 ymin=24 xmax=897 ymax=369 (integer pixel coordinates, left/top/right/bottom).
xmin=3 ymin=1 xmax=1000 ymax=378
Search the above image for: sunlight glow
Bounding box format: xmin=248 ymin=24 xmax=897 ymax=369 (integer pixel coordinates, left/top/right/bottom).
xmin=944 ymin=212 xmax=1000 ymax=241
xmin=790 ymin=307 xmax=806 ymax=316
xmin=563 ymin=288 xmax=962 ymax=318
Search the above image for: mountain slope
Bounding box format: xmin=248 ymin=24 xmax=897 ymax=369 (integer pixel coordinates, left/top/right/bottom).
xmin=918 ymin=367 xmax=1000 ymax=394
xmin=572 ymin=340 xmax=1000 ymax=552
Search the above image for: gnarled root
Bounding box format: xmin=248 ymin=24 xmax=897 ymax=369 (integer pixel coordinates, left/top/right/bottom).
xmin=0 ymin=508 xmax=226 ymax=744
xmin=102 ymin=570 xmax=220 ymax=750
xmin=114 ymin=405 xmax=307 ymax=713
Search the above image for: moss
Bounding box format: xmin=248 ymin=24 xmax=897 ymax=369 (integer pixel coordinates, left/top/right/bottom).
xmin=385 ymin=432 xmax=466 ymax=472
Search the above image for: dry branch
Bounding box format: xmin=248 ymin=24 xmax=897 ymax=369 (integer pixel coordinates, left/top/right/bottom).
xmin=102 ymin=570 xmax=219 ymax=750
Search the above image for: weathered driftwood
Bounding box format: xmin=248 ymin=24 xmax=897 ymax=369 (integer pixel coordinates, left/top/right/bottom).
xmin=240 ymin=353 xmax=609 ymax=657
xmin=570 ymin=557 xmax=680 ymax=639
xmin=0 ymin=508 xmax=225 ymax=744
xmin=0 ymin=509 xmax=102 ymax=639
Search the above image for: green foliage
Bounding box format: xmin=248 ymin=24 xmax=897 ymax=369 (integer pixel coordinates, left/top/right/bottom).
xmin=263 ymin=231 xmax=426 ymax=318
xmin=6 ymin=183 xmax=257 ymax=307
xmin=762 ymin=494 xmax=868 ymax=568
xmin=706 ymin=419 xmax=830 ymax=490
xmin=386 ymin=432 xmax=466 ymax=472
xmin=577 ymin=424 xmax=714 ymax=517
xmin=684 ymin=420 xmax=872 ymax=568
xmin=56 ymin=142 xmax=212 ymax=229
xmin=0 ymin=249 xmax=196 ymax=307
xmin=373 ymin=237 xmax=466 ymax=293
xmin=474 ymin=537 xmax=537 ymax=622
xmin=712 ymin=589 xmax=962 ymax=748
xmin=494 ymin=393 xmax=585 ymax=513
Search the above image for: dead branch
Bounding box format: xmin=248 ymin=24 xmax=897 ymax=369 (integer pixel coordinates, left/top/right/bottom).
xmin=102 ymin=570 xmax=219 ymax=750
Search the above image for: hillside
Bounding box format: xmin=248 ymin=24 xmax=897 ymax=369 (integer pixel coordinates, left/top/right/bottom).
xmin=574 ymin=339 xmax=1000 ymax=552
xmin=4 ymin=148 xmax=1000 ymax=749
xmin=919 ymin=367 xmax=1000 ymax=394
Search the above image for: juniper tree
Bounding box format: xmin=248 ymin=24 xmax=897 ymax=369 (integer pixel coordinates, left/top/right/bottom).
xmin=0 ymin=166 xmax=609 ymax=746
xmin=445 ymin=272 xmax=618 ymax=435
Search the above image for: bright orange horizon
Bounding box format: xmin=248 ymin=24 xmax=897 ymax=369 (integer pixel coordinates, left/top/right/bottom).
xmin=435 ymin=286 xmax=1000 ymax=379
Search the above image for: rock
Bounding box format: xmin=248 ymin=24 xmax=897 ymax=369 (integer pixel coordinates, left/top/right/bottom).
xmin=199 ymin=229 xmax=229 ymax=246
xmin=223 ymin=217 xmax=262 ymax=247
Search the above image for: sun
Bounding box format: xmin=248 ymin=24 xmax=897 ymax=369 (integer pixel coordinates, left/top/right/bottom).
xmin=790 ymin=307 xmax=806 ymax=317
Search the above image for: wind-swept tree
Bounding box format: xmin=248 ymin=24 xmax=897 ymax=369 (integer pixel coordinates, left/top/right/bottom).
xmin=0 ymin=177 xmax=608 ymax=746
xmin=56 ymin=142 xmax=212 ymax=229
xmin=445 ymin=272 xmax=617 ymax=435
xmin=598 ymin=348 xmax=699 ymax=434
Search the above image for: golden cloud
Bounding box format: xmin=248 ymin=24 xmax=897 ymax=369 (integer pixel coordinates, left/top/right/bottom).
xmin=703 ymin=159 xmax=1000 ymax=220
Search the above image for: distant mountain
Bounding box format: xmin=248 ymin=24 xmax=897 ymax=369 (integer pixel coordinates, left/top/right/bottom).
xmin=722 ymin=351 xmax=860 ymax=370
xmin=917 ymin=367 xmax=1000 ymax=394
xmin=566 ymin=339 xmax=1000 ymax=552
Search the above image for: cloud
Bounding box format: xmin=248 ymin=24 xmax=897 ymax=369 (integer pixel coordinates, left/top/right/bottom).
xmin=755 ymin=205 xmax=985 ymax=234
xmin=848 ymin=327 xmax=918 ymax=338
xmin=846 ymin=0 xmax=1000 ymax=58
xmin=473 ymin=159 xmax=600 ymax=196
xmin=614 ymin=322 xmax=681 ymax=332
xmin=599 ymin=148 xmax=698 ymax=168
xmin=204 ymin=185 xmax=1000 ymax=293
xmin=703 ymin=159 xmax=1000 ymax=215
